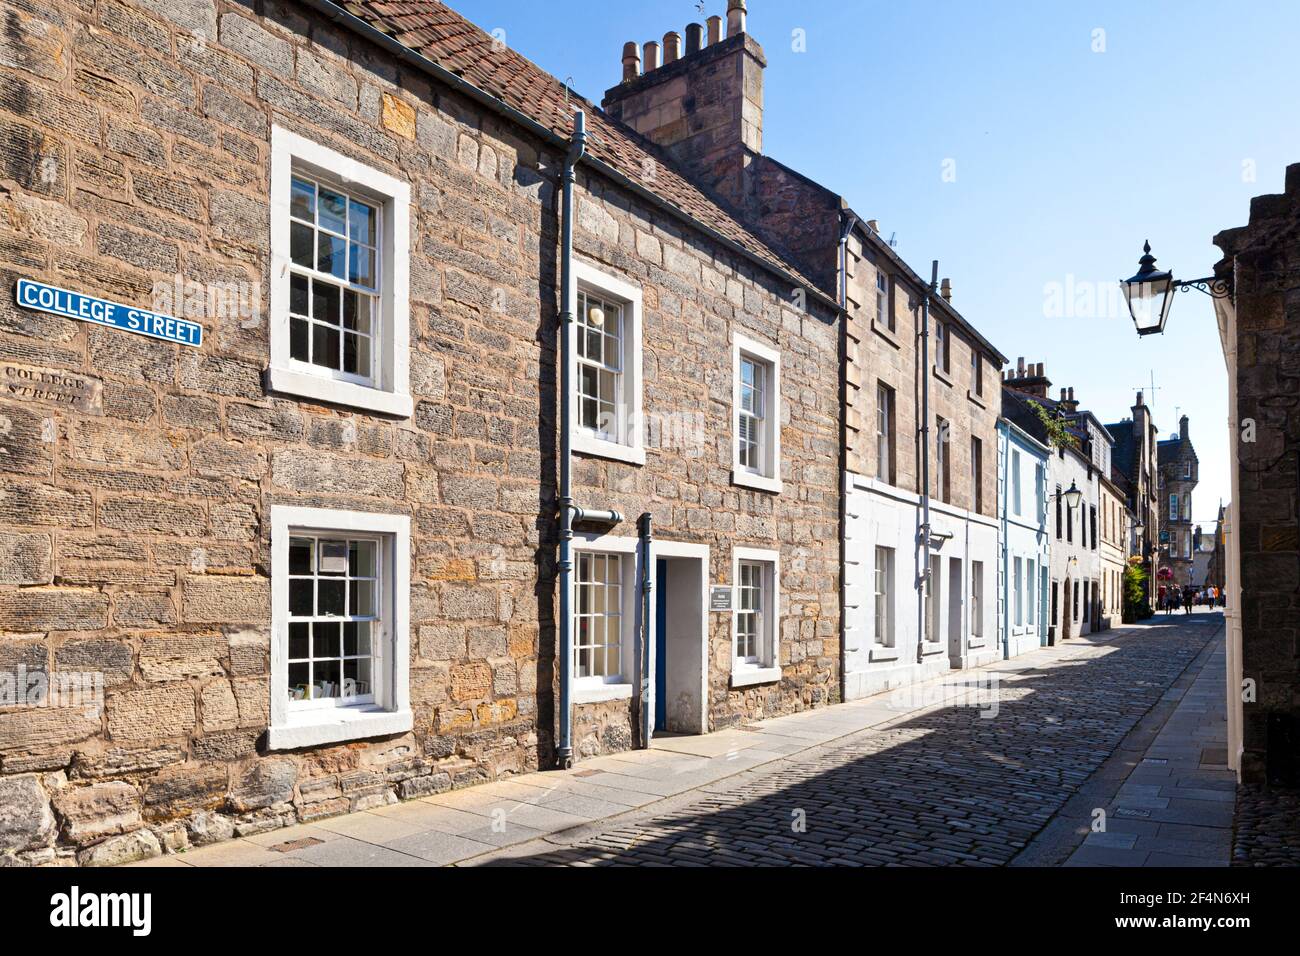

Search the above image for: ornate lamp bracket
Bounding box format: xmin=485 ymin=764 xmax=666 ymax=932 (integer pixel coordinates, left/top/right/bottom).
xmin=1173 ymin=276 xmax=1233 ymax=299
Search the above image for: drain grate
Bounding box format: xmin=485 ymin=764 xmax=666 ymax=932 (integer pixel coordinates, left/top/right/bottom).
xmin=572 ymin=769 xmax=601 ymax=778
xmin=1115 ymin=807 xmax=1152 ymax=819
xmin=1141 ymin=757 xmax=1168 ymax=765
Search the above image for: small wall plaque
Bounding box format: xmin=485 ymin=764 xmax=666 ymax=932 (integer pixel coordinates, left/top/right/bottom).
xmin=709 ymin=586 xmax=733 ymax=611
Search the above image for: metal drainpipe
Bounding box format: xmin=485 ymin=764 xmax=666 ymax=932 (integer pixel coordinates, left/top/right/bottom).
xmin=556 ymin=110 xmax=586 ymax=770
xmin=917 ymin=260 xmax=938 ymax=665
xmin=638 ymin=512 xmax=653 ymax=748
xmin=838 ymin=214 xmax=856 ymax=697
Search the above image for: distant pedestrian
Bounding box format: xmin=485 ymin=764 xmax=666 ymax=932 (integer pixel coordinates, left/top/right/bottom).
xmin=1183 ymin=588 xmax=1194 ymax=614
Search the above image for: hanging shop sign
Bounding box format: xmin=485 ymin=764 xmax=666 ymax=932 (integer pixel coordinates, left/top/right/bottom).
xmin=15 ymin=279 xmax=203 ymax=348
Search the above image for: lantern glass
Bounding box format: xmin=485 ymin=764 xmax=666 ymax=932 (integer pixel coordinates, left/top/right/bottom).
xmin=1064 ymin=482 xmax=1083 ymax=511
xmin=1122 ymin=241 xmax=1175 ymax=336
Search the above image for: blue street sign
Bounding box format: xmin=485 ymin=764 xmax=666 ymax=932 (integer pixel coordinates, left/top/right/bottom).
xmin=15 ymin=279 xmax=203 ymax=348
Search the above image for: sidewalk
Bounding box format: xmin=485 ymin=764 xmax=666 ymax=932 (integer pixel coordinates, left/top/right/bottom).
xmin=130 ymin=616 xmax=1223 ymax=867
xmin=1062 ymin=633 xmax=1234 ymax=866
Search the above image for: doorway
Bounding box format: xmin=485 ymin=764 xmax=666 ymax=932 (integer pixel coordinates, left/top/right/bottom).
xmin=947 ymin=556 xmax=964 ymax=662
xmin=649 ymin=543 xmax=708 ymax=738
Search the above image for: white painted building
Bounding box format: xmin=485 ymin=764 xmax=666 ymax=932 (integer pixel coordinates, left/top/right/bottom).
xmin=997 ymin=402 xmax=1052 ymax=659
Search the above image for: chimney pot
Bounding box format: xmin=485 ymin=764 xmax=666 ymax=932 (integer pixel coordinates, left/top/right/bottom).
xmin=685 ymin=22 xmax=704 ymax=54
xmin=621 ymin=41 xmax=641 ymax=82
xmin=727 ymin=0 xmax=747 ymax=37
xmin=866 ymin=219 xmax=879 ymax=234
xmin=643 ymin=40 xmax=661 ymax=71
xmin=1017 ymin=356 xmax=1026 ymax=376
xmin=1035 ymin=362 xmax=1043 ymax=377
xmin=940 ymin=277 xmax=952 ymax=302
xmin=706 ymin=15 xmax=723 ymax=44
xmin=663 ymin=31 xmax=682 ymax=63
xmin=1060 ymin=388 xmax=1068 ymax=402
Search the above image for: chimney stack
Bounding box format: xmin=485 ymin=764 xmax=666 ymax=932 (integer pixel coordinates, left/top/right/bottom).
xmin=1059 ymin=386 xmax=1080 ymax=416
xmin=727 ymin=0 xmax=747 ymax=36
xmin=940 ymin=277 xmax=952 ymax=302
xmin=621 ymin=42 xmax=641 ymax=82
xmin=1180 ymin=414 xmax=1189 ymax=441
xmin=685 ymin=22 xmax=704 ymax=54
xmin=603 ymin=3 xmax=766 ymax=210
xmin=1004 ymin=360 xmax=1051 ymax=399
xmin=663 ymin=31 xmax=681 ymax=63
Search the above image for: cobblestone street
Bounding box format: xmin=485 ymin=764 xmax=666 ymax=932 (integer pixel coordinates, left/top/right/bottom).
xmin=480 ymin=613 xmax=1225 ymax=867
xmin=135 ymin=613 xmax=1227 ymax=868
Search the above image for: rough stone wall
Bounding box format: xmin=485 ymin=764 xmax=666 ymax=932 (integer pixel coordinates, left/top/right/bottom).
xmin=0 ymin=0 xmax=841 ymax=864
xmin=1214 ymin=162 xmax=1300 ymax=786
xmin=843 ymin=230 xmax=999 ymax=514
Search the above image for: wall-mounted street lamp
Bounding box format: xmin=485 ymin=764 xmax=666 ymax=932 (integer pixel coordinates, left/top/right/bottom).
xmin=1120 ymin=240 xmax=1232 ymax=336
xmin=1051 ymin=481 xmax=1084 ymax=511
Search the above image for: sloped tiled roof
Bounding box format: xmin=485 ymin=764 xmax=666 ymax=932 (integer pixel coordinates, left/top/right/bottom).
xmin=337 ymin=1 xmax=821 ymax=292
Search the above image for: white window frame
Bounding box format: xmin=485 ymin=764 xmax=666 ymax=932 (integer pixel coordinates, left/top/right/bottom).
xmin=569 ymin=261 xmax=645 ymax=466
xmin=1169 ymin=493 xmax=1179 ymax=522
xmin=970 ymin=560 xmax=984 ymax=639
xmin=1013 ymin=556 xmax=1024 ymax=629
xmin=269 ymin=506 xmax=411 ymax=750
xmin=731 ymin=546 xmax=781 ymax=687
xmin=1011 ymin=449 xmax=1022 ymax=516
xmin=876 ymin=269 xmax=891 ymax=330
xmin=876 ymin=381 xmax=894 ymax=484
xmin=570 ymin=532 xmax=638 ymax=703
xmin=732 ymin=334 xmax=782 ymax=494
xmin=873 ymin=545 xmax=895 ymax=648
xmin=268 ymin=126 xmax=412 ymax=418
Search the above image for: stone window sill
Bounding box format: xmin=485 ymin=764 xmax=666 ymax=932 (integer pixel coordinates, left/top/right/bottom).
xmin=267 ymin=366 xmax=413 ymax=418
xmin=268 ymin=707 xmax=413 ymax=751
xmin=731 ymin=666 xmax=781 ymax=688
xmin=933 ymin=365 xmax=954 ymax=388
xmin=573 ymin=432 xmax=645 ymax=466
xmin=732 ymin=470 xmax=783 ymax=495
xmin=967 ymin=389 xmax=986 ymax=409
xmin=871 ymin=318 xmax=901 ymax=350
xmin=574 ymin=682 xmax=633 ymax=705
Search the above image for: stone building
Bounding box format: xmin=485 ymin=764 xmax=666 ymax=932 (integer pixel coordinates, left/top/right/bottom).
xmin=1157 ymin=415 xmax=1199 ymax=587
xmin=1097 ymin=471 xmax=1127 ymax=630
xmin=1105 ymin=391 xmax=1162 ymax=607
xmin=0 ymin=0 xmax=845 ymax=865
xmin=997 ymin=384 xmax=1051 ymax=659
xmin=603 ymin=4 xmax=1008 ymax=699
xmin=1002 ymin=367 xmax=1112 ymax=642
xmin=1213 ymin=162 xmax=1300 ymax=785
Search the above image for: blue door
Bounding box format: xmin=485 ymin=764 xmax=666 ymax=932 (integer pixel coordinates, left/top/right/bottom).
xmin=654 ymin=559 xmax=667 ymax=732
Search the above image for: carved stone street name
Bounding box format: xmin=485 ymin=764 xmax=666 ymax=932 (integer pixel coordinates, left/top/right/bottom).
xmin=0 ymin=363 xmax=103 ymax=414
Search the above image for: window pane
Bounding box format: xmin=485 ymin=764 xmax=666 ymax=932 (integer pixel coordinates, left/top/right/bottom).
xmin=314 ymin=658 xmax=341 ymax=699
xmin=318 ymin=188 xmax=347 ymax=233
xmin=349 ymin=242 xmax=374 ymax=287
xmin=312 ymin=280 xmax=341 ymax=325
xmin=311 ymin=324 xmax=340 ymax=370
xmin=289 ymin=537 xmax=313 ymax=574
xmin=312 ymin=621 xmax=341 ymax=658
xmin=317 ymin=578 xmax=345 ymax=616
xmin=290 ymin=222 xmax=314 ymax=268
xmin=344 ymin=657 xmax=372 ymax=698
xmin=349 ymin=198 xmax=375 ymax=246
xmin=289 ymin=579 xmax=313 ymax=616
xmin=349 ymin=540 xmax=376 ymax=577
xmin=317 ymin=233 xmax=346 ymax=279
xmin=343 ymin=290 xmax=371 ymax=334
xmin=344 ymin=621 xmax=372 ymax=657
xmin=290 ymin=317 xmax=309 ymax=361
xmin=288 ymin=622 xmax=310 ymax=660
xmin=290 ymin=274 xmax=309 ymax=316
xmin=290 ymin=177 xmax=315 ymax=221
xmin=343 ymin=333 xmax=370 ymax=377
xmin=288 ymin=662 xmax=310 ymax=699
xmin=350 ymin=578 xmax=375 ymax=618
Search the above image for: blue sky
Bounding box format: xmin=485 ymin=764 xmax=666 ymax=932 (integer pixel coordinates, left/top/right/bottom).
xmin=449 ymin=0 xmax=1300 ymax=524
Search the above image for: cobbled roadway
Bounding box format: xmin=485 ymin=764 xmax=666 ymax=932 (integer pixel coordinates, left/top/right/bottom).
xmin=489 ymin=624 xmax=1218 ymax=866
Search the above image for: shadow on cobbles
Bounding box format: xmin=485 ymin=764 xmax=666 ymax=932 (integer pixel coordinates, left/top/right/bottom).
xmin=476 ymin=615 xmax=1221 ymax=866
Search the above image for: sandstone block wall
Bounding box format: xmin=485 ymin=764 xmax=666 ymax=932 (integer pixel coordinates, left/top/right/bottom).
xmin=0 ymin=0 xmax=842 ymax=864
